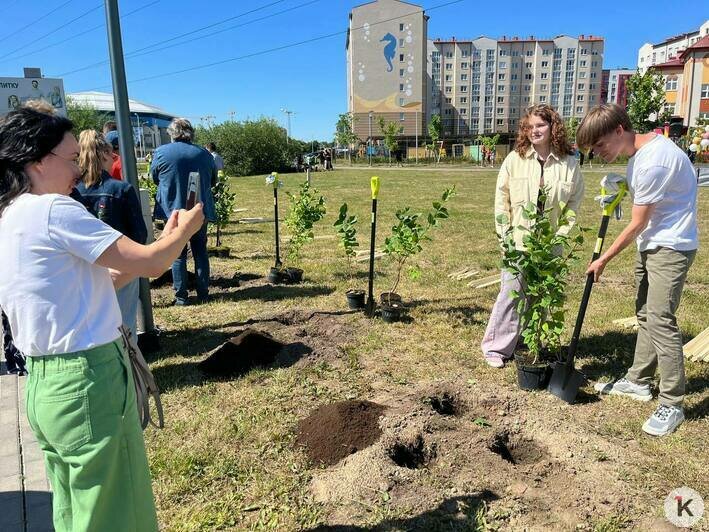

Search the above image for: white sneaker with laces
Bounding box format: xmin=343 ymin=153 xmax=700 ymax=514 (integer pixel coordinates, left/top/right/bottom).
xmin=642 ymin=404 xmax=684 ymax=436
xmin=593 ymin=377 xmax=652 ymax=402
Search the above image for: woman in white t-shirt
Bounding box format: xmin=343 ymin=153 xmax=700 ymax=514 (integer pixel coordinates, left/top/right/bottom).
xmin=0 ymin=108 xmax=204 ymax=531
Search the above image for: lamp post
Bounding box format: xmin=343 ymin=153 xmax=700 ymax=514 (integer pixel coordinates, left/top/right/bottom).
xmin=133 ymin=113 xmax=143 ymax=160
xmin=281 ymin=108 xmax=294 ymax=144
xmin=415 ymin=109 xmax=419 ymax=164
xmin=368 ymin=110 xmax=373 ymax=166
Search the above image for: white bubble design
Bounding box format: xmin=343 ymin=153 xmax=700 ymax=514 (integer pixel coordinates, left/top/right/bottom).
xmin=407 ymin=66 xmax=414 ymax=73
xmin=406 ymin=35 xmax=412 ymax=43
xmin=405 ymin=89 xmax=412 ymax=96
xmin=359 ymin=74 xmax=365 ymax=82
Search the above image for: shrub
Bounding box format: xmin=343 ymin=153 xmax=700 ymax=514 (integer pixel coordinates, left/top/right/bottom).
xmin=283 ymin=181 xmax=326 ymax=267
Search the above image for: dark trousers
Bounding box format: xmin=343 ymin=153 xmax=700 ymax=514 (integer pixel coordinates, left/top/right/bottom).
xmin=2 ymin=309 xmax=26 ymax=374
xmin=171 ymin=222 xmax=210 ymax=303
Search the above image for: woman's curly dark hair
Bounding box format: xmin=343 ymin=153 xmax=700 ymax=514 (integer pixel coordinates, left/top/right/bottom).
xmin=514 ymin=104 xmax=574 ymax=158
xmin=0 ymin=108 xmax=73 ymax=217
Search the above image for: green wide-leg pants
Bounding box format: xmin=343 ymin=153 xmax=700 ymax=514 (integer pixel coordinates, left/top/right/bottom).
xmin=25 ymin=340 xmax=158 ymax=532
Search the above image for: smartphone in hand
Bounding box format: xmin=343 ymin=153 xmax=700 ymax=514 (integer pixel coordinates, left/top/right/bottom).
xmin=186 ymin=171 xmax=200 ymax=209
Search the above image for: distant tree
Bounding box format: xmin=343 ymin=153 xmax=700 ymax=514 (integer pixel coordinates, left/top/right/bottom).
xmin=66 ymin=96 xmax=109 ymax=134
xmin=334 ymin=112 xmax=359 ymax=163
xmin=566 ymin=117 xmax=580 ymax=143
xmin=625 ymin=68 xmax=666 ymax=132
xmin=427 ymin=114 xmax=442 ymax=163
xmin=378 ymin=116 xmax=402 ymax=165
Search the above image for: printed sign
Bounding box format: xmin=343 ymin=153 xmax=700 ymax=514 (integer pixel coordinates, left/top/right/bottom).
xmin=0 ymin=77 xmax=67 ymax=117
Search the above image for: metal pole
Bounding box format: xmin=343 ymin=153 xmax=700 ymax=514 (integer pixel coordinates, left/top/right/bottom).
xmin=365 ymin=176 xmax=380 ymax=317
xmin=368 ymin=111 xmax=373 ymax=166
xmin=105 ymin=0 xmax=155 ymax=335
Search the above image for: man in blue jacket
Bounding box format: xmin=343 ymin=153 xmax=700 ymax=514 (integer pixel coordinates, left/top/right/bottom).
xmin=152 ymin=118 xmax=217 ymax=305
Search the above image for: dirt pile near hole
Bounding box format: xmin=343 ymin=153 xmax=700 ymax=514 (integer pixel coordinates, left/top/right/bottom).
xmin=199 ymin=329 xmax=284 ymax=377
xmin=296 ymin=400 xmax=386 ymax=466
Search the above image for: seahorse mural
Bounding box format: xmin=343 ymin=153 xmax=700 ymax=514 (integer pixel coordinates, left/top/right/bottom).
xmin=380 ymin=33 xmax=396 ymax=72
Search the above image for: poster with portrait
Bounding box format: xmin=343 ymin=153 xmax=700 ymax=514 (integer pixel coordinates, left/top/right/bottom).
xmin=0 ymin=77 xmax=67 ymax=117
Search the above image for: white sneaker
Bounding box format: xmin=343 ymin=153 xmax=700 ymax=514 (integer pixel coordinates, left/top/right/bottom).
xmin=593 ymin=377 xmax=652 ymax=402
xmin=642 ymin=404 xmax=684 ymax=436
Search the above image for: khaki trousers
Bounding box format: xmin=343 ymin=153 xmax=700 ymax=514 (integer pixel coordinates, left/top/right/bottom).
xmin=626 ymin=247 xmax=696 ymax=406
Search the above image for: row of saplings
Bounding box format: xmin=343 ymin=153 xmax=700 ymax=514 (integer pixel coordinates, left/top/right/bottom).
xmin=266 ymin=176 xmax=587 ymax=392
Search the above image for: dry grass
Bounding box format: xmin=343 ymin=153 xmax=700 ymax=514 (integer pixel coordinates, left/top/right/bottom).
xmin=144 ymin=166 xmax=708 ymax=531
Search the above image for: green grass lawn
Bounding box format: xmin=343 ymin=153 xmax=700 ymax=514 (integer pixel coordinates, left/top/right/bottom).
xmin=144 ymin=166 xmax=708 ymax=531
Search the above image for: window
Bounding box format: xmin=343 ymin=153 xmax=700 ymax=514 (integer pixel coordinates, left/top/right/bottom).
xmin=542 ymin=49 xmax=551 ymax=56
xmin=497 ymin=107 xmax=504 ymax=114
xmin=525 ymin=62 xmax=532 ymax=68
xmin=580 ymin=48 xmax=588 ymax=55
xmin=580 ymin=60 xmax=587 ymax=67
xmin=486 ymin=60 xmax=495 ymax=68
xmin=539 ymin=95 xmax=547 ymax=102
xmin=526 ymin=50 xmax=533 ymax=56
xmin=497 ymin=119 xmax=504 ymax=126
xmin=590 ymin=95 xmax=596 ymax=102
xmin=524 ymin=84 xmax=531 ymax=91
xmin=577 ymin=83 xmax=585 ymax=90
xmin=554 ymin=49 xmax=562 ymax=58
xmin=473 ymin=61 xmax=481 ymax=69
xmin=540 ymin=84 xmax=547 ymax=91
xmin=460 ymin=85 xmax=468 ymax=92
xmin=461 ymin=73 xmax=468 ymax=81
xmin=461 ymin=62 xmax=468 ymax=69
xmin=444 ymin=108 xmax=452 ymax=115
xmin=701 ymin=84 xmax=709 ymax=98
xmin=665 ymin=76 xmax=678 ymax=91
xmin=400 ymin=54 xmax=404 ymax=62
xmin=590 ymin=72 xmax=597 ymax=79
xmin=524 ymin=73 xmax=533 ymax=80
xmin=576 ymin=106 xmax=584 ymax=113
xmin=498 ymin=73 xmax=506 ymax=80
xmin=399 ymin=98 xmax=404 ymax=105
xmin=499 ymin=49 xmax=508 ymax=56
xmin=472 ymin=84 xmax=480 ymax=92
xmin=541 ymin=61 xmax=549 ymax=67
xmin=431 ymin=51 xmax=441 ymax=60
xmin=473 ymin=50 xmax=481 ymax=58
xmin=577 ymin=95 xmax=584 ymax=101
xmin=510 ymin=85 xmax=517 ymax=92
xmin=445 ymin=51 xmax=453 ymax=58
xmin=400 ymin=69 xmax=404 ymax=76
xmin=540 ymin=72 xmax=548 ymax=79
xmin=399 ymin=23 xmax=404 ymax=31
xmin=497 ymin=85 xmax=505 ymax=92
xmin=400 ymin=112 xmax=405 ymax=121
xmin=566 ymin=60 xmax=575 ymax=69
xmin=499 ymin=61 xmax=507 ymax=69
xmin=472 ymin=74 xmax=481 ymax=82
xmin=445 ymin=86 xmax=452 ymax=93
xmin=511 ymin=74 xmax=518 ymax=80
xmin=460 ymin=108 xmax=467 ymax=115
xmin=399 ymin=83 xmax=404 ymax=90
xmin=591 ymin=61 xmax=598 ymax=67
xmin=551 ymin=95 xmax=559 ymax=105
xmin=462 ymin=50 xmax=469 ymax=57
xmin=512 ymin=62 xmax=519 ymax=69
xmin=497 ymin=96 xmax=504 ymax=103
xmin=589 ymin=83 xmax=596 ymax=90
xmin=511 ymin=50 xmax=519 ymax=57
xmin=523 ymin=96 xmax=531 ymax=103
xmin=460 ymin=97 xmax=467 ymax=103
xmin=567 ymin=48 xmax=575 ymax=55
xmin=562 ymin=105 xmax=571 ymax=115
xmin=564 ymin=94 xmax=572 ymax=104
xmin=445 ymin=97 xmax=452 ymax=103
xmin=553 ymin=60 xmax=561 ymax=70
xmin=399 ymin=38 xmax=404 ymax=47
xmin=445 ymin=63 xmax=452 ymax=70
xmin=578 ymin=71 xmax=586 ymax=78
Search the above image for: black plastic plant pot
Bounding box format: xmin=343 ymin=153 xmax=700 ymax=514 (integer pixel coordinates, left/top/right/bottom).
xmin=381 ymin=303 xmax=403 ymax=323
xmin=285 ymin=267 xmax=304 ymax=283
xmin=516 ymin=362 xmax=552 ymax=391
xmin=207 ymin=246 xmax=231 ymax=258
xmin=267 ymin=267 xmax=285 ymax=284
xmin=380 ymin=292 xmax=402 ymax=305
xmin=346 ymin=289 xmax=366 ymax=310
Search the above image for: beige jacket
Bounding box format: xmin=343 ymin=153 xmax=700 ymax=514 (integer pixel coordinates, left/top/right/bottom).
xmin=494 ymin=147 xmax=584 ymax=250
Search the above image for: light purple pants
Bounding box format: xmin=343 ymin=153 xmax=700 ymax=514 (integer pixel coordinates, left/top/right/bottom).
xmin=481 ymin=270 xmax=526 ymax=360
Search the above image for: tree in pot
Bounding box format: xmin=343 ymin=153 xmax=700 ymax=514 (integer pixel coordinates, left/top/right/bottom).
xmin=209 ymin=172 xmax=237 ymax=257
xmin=382 ymin=186 xmax=456 ymax=316
xmin=496 ymin=189 xmax=586 ymax=390
xmin=334 ymin=203 xmax=365 ymax=309
xmin=279 ymin=181 xmax=326 ymax=282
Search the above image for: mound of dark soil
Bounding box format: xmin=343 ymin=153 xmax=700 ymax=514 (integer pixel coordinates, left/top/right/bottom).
xmin=199 ymin=328 xmax=284 ymax=377
xmin=151 ymin=269 xmax=197 ymax=288
xmin=296 ymin=400 xmax=386 ymax=466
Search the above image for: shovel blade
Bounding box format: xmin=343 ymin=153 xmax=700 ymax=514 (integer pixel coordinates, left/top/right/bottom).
xmin=547 ymin=362 xmax=586 ymax=404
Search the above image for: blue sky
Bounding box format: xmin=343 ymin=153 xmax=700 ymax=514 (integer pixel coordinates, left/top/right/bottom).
xmin=0 ymin=0 xmax=704 ymax=140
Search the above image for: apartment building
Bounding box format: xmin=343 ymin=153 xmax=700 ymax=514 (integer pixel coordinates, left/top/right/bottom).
xmin=346 ymin=0 xmax=428 ymax=141
xmin=637 ymin=20 xmax=709 ymax=74
xmin=601 ymin=68 xmax=633 ymax=107
xmin=429 ymin=35 xmax=604 ymax=137
xmin=347 ymin=0 xmax=604 ymax=140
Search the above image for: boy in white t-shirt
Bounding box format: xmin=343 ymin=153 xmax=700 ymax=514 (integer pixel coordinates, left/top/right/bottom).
xmin=577 ymin=104 xmax=698 ymax=437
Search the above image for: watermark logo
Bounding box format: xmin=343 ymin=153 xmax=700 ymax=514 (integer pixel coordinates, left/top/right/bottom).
xmin=665 ymin=487 xmax=704 ymax=528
